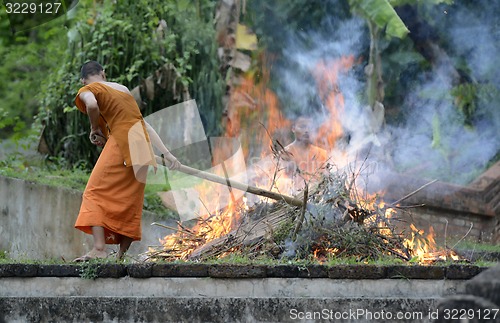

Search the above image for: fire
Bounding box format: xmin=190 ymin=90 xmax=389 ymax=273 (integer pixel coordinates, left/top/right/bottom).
xmin=224 ymin=54 xmax=357 ymax=196
xmin=313 ymin=246 xmax=339 ymax=263
xmin=355 ymin=192 xmax=461 ymax=264
xmin=404 ymin=224 xmax=436 ymax=260
xmin=225 ymin=55 xmax=291 ymax=159
xmin=312 ymin=56 xmax=355 ymax=149
xmin=403 ymin=225 xmax=461 ymax=264
xmin=151 ymin=195 xmax=244 ymax=261
xmin=151 ymin=52 xmax=461 ymax=265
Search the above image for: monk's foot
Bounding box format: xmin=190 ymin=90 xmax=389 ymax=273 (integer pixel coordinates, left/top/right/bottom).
xmin=117 ymin=250 xmax=126 ymax=260
xmin=73 ymin=249 xmax=109 ymax=262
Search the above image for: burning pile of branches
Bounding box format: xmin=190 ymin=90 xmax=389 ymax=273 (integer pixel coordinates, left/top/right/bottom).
xmin=144 ymin=166 xmax=461 ymax=264
xmin=142 ymin=49 xmax=469 ymax=264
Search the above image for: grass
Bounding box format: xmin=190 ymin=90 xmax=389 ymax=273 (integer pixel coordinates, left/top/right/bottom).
xmin=0 ymin=152 xmax=181 ymax=219
xmin=194 ymin=251 xmax=500 ymax=267
xmin=202 ymin=253 xmax=317 ymax=266
xmin=0 ymin=256 xmax=68 ymax=265
xmin=0 ymin=150 xmax=216 ymax=220
xmin=0 ymin=249 xmax=497 ymax=267
xmin=325 ymin=255 xmax=406 ymax=266
xmin=452 ymin=240 xmax=500 ymax=253
xmin=143 ymin=183 xmax=179 ymax=219
xmin=472 ymin=260 xmax=498 ymax=267
xmin=0 ymin=161 xmax=90 ymax=191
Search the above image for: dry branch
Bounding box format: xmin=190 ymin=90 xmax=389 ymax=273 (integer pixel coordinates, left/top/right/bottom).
xmin=389 ymin=179 xmax=438 ymax=206
xmin=292 ymin=182 xmax=309 ymax=241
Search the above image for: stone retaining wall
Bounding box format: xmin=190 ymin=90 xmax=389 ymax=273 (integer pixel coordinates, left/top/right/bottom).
xmin=0 ymin=263 xmax=490 ymax=323
xmin=0 ymin=176 xmax=174 ymax=261
xmin=436 ymin=265 xmax=500 ymax=323
xmin=0 ymin=263 xmax=487 ymax=280
xmin=384 ymin=161 xmax=500 ymax=243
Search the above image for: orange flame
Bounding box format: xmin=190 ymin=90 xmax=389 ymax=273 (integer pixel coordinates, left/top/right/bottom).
xmin=155 ymin=53 xmax=455 ymax=264
xmin=312 ymin=56 xmax=355 ymax=149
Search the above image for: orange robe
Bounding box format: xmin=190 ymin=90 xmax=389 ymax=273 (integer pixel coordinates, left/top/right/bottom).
xmin=74 ymin=82 xmax=155 ymax=244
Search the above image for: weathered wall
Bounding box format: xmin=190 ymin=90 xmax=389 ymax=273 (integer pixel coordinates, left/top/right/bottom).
xmin=384 ymin=161 xmax=500 ymax=243
xmin=0 ymin=263 xmax=473 ymax=323
xmin=396 ymin=207 xmax=496 ymax=243
xmin=0 ymin=176 xmax=174 ymax=260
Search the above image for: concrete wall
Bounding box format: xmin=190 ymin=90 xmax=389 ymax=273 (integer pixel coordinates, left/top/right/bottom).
xmin=0 ymin=296 xmax=443 ymax=323
xmin=0 ymin=176 xmax=174 ymax=260
xmin=0 ymin=275 xmax=467 ymax=323
xmin=396 ymin=207 xmax=496 ymax=243
xmin=383 ymin=161 xmax=500 ymax=243
xmin=0 ymin=261 xmax=488 ymax=322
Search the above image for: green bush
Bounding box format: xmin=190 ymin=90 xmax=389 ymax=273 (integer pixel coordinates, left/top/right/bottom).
xmin=36 ymin=0 xmax=224 ymax=168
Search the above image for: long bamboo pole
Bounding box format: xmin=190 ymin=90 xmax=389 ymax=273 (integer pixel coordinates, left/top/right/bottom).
xmin=155 ymin=155 xmax=303 ymax=207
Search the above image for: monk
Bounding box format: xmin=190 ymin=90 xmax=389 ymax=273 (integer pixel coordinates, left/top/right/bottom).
xmin=281 ymin=117 xmax=329 ymax=190
xmin=73 ymin=61 xmax=181 ymax=261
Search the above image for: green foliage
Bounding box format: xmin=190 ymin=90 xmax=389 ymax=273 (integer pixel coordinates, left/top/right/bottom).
xmin=325 ymin=255 xmax=405 ymax=265
xmin=246 ymin=0 xmax=352 ymax=54
xmin=473 ymin=261 xmax=498 ymax=268
xmin=0 ymin=8 xmax=68 ymax=139
xmin=0 ymin=257 xmax=65 ymax=265
xmin=37 ymin=0 xmax=224 ymax=168
xmin=0 ymin=157 xmax=91 ymax=191
xmin=0 ymin=156 xmax=174 ymax=215
xmin=272 ymin=217 xmax=295 ymax=244
xmin=78 ymin=261 xmax=100 ymax=279
xmin=450 ymin=83 xmax=477 ymax=126
xmin=389 ymin=0 xmax=453 ymax=7
xmin=383 ymin=38 xmax=428 ymax=121
xmin=454 ymin=240 xmax=500 ymax=253
xmin=349 ymin=0 xmax=409 ymax=39
xmin=0 ymin=108 xmax=26 ymax=140
xmin=204 ymin=252 xmax=318 ymax=266
xmin=143 ymin=187 xmax=179 ymax=219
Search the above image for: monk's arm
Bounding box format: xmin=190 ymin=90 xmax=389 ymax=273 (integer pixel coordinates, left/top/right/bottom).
xmin=79 ymin=91 xmax=100 ymax=131
xmin=79 ymin=91 xmax=105 ymax=146
xmin=144 ymin=121 xmax=181 ymax=169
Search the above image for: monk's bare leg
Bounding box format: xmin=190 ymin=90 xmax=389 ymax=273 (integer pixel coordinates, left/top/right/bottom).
xmin=90 ymin=226 xmax=108 ymax=257
xmin=73 ymin=226 xmax=108 ymax=261
xmin=118 ymin=236 xmax=133 ymax=259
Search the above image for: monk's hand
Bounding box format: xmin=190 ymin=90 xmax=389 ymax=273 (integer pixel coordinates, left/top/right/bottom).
xmin=169 ymin=158 xmax=181 ymax=170
xmin=162 ymin=152 xmax=181 ymax=170
xmin=89 ymin=129 xmax=106 ymax=147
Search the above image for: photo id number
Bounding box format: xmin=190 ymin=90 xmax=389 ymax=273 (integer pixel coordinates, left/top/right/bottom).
xmin=5 ymin=2 xmax=62 ymax=14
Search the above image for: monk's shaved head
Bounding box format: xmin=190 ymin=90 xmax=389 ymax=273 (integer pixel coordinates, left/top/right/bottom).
xmin=80 ymin=61 xmax=104 ymax=79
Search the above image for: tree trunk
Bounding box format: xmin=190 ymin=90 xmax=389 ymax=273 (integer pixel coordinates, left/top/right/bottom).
xmin=215 ymin=0 xmax=241 ymax=132
xmin=365 ymin=20 xmax=385 ymax=132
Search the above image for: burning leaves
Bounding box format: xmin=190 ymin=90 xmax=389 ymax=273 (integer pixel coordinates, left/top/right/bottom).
xmin=147 ymin=199 xmax=245 ymax=261
xmin=404 ymin=224 xmax=461 ymax=264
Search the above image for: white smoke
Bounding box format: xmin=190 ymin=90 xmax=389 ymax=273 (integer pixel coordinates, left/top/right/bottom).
xmin=275 ymin=4 xmax=499 ymax=187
